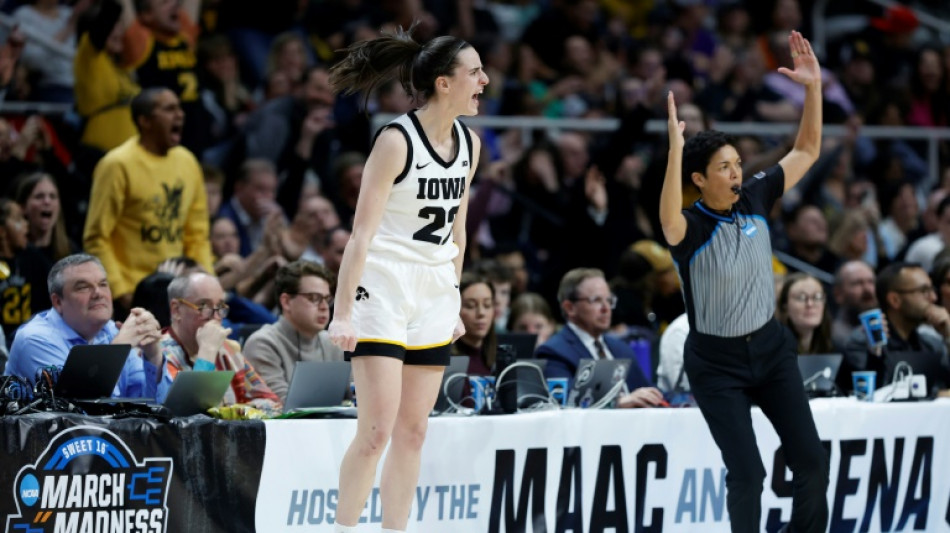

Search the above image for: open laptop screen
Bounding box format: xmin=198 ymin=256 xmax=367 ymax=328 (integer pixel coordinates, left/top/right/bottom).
xmin=163 ymin=371 xmax=235 ymax=417
xmin=496 ymin=333 xmax=538 ymax=359
xmin=797 ymin=353 xmax=843 ymax=397
xmin=568 ymin=359 xmax=630 ymax=408
xmin=283 ymin=361 xmax=352 ymax=412
xmin=432 ymin=356 xmax=469 ymax=413
xmin=53 ymin=344 xmax=133 ymax=400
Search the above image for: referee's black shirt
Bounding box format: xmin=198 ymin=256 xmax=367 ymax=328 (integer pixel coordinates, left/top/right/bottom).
xmin=670 ymin=165 xmax=785 ymax=337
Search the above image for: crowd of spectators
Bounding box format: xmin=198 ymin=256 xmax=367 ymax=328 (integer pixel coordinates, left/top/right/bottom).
xmin=0 ymin=0 xmax=950 ymax=406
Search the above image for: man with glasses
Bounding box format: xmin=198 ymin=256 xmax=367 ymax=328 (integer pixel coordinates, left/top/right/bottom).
xmin=161 ymin=272 xmax=280 ymax=411
xmin=6 ymin=254 xmax=167 ymax=400
xmin=537 ymin=268 xmax=664 ymax=408
xmin=843 ymin=261 xmax=950 ymax=391
xmin=244 ymin=260 xmax=344 ymax=402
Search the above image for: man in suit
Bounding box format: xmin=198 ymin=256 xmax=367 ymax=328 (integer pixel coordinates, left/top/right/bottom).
xmin=537 ymin=268 xmax=665 ymax=408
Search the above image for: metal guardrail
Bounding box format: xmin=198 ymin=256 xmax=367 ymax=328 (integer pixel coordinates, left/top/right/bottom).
xmin=371 ymin=113 xmax=950 ymax=282
xmin=374 ymin=113 xmax=950 ymax=191
xmin=773 ymin=250 xmax=836 ymax=284
xmin=0 ymin=101 xmax=73 ymax=115
xmin=371 ymin=113 xmax=621 ymax=148
xmin=642 ymin=120 xmax=950 ymax=192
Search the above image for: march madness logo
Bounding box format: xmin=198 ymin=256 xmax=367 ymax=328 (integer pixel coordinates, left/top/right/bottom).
xmin=5 ymin=426 xmax=173 ymax=533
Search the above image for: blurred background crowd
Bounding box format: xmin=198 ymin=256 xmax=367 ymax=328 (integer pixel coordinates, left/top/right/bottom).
xmin=0 ymin=0 xmax=949 ymax=391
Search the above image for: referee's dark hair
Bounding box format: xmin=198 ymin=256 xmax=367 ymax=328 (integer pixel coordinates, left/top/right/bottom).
xmin=682 ymin=130 xmax=736 ymax=187
xmin=876 ymin=261 xmax=924 ymax=312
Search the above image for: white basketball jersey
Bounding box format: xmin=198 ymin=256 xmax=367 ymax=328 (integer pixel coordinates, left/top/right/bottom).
xmin=367 ymin=111 xmax=473 ymax=264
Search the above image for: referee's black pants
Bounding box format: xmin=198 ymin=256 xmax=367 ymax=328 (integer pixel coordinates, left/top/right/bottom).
xmin=684 ymin=319 xmax=829 ymax=533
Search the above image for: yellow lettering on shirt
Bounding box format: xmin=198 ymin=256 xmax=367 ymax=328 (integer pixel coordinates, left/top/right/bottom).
xmin=157 ymin=49 xmax=196 ymax=70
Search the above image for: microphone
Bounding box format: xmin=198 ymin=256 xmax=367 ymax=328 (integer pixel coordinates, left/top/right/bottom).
xmin=803 ymin=367 xmax=832 ymax=391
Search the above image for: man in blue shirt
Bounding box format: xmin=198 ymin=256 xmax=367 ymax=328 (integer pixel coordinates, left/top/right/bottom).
xmin=6 ymin=253 xmax=167 ymax=400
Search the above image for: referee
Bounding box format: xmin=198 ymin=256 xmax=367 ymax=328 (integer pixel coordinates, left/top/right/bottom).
xmin=660 ymin=32 xmax=828 ymax=533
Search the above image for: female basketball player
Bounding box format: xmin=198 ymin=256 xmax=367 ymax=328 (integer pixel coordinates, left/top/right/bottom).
xmin=326 ymin=25 xmax=487 ymax=533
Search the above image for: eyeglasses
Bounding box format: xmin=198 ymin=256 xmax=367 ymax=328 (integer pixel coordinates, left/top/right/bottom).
xmin=894 ymin=285 xmax=935 ymax=296
xmin=294 ymin=292 xmax=334 ymax=306
xmin=177 ymin=298 xmax=230 ymax=319
xmin=790 ymin=293 xmax=826 ymax=305
xmin=572 ymin=295 xmax=618 ymax=309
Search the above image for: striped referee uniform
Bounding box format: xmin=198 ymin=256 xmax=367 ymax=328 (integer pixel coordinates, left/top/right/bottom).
xmin=670 ymin=165 xmax=829 ymax=533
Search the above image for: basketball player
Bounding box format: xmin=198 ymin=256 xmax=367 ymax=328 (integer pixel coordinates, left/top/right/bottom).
xmin=326 ymin=25 xmax=487 ymax=533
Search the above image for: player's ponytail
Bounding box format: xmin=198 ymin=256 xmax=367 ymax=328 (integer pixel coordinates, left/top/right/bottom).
xmin=329 ymin=22 xmax=469 ymax=108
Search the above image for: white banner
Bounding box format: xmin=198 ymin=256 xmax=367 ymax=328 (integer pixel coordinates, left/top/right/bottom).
xmin=256 ymin=398 xmax=950 ymax=532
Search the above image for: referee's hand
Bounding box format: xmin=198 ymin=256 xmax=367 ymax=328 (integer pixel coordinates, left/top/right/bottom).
xmin=667 ymin=91 xmax=685 ymax=150
xmin=328 ymin=320 xmax=358 ymax=352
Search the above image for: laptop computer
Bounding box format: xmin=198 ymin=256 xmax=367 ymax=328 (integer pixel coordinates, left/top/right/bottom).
xmin=884 ymin=351 xmax=949 ymax=396
xmin=283 ymin=361 xmax=352 ymax=413
xmin=53 ymin=344 xmax=133 ymax=400
xmin=797 ymin=354 xmax=844 ymax=397
xmin=163 ymin=370 xmax=235 ymax=416
xmin=432 ymin=355 xmax=469 ymax=414
xmin=497 ymin=333 xmax=538 ymax=359
xmin=568 ymin=358 xmax=631 ymax=408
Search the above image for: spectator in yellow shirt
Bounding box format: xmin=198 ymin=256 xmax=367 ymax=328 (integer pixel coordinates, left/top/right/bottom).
xmin=73 ymin=0 xmax=139 ymax=154
xmin=83 ymin=87 xmax=212 ymax=316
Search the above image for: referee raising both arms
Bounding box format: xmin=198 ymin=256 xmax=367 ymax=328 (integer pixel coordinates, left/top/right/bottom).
xmin=660 ymin=31 xmax=828 ymax=533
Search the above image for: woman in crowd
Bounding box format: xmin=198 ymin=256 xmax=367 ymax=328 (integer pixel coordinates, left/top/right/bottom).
xmin=776 ymin=272 xmax=836 ymax=354
xmin=507 ymin=291 xmax=557 ymax=348
xmin=15 ymin=172 xmax=75 ymax=263
xmin=262 ymin=32 xmax=310 ymax=98
xmin=452 ymin=272 xmax=497 ymax=376
xmin=0 ymin=198 xmax=50 ymax=346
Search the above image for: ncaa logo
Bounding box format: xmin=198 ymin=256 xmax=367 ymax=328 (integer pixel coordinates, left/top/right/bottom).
xmin=19 ymin=474 xmax=39 ymax=506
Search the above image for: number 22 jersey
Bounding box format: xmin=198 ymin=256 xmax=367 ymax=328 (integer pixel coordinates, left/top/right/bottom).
xmin=368 ymin=110 xmax=473 ymax=265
